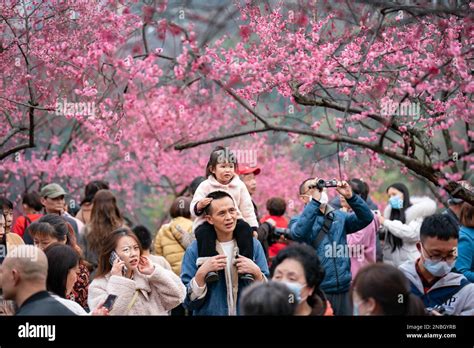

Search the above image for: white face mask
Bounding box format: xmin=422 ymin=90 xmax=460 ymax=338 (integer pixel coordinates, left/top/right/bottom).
xmin=319 ymin=191 xmax=329 ymax=205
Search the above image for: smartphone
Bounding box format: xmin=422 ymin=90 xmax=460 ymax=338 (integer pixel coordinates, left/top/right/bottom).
xmin=102 ymin=294 xmax=117 ymax=311
xmin=109 ymin=251 xmax=128 ymax=276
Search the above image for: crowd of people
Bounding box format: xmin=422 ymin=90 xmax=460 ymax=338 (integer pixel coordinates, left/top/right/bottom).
xmin=0 ymin=146 xmax=473 ymax=316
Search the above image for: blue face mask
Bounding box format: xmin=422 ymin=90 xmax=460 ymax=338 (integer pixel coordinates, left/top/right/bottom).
xmin=283 ymin=281 xmax=304 ymax=303
xmin=423 ymin=259 xmax=454 ymax=277
xmin=353 ymin=299 xmax=372 ymax=316
xmin=420 ymin=245 xmax=455 ymax=277
xmin=353 ymin=302 xmax=360 ymax=316
xmin=389 ymin=196 xmax=404 ymax=210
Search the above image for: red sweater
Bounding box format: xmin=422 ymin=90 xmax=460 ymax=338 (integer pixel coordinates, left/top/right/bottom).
xmin=13 ymin=214 xmax=43 ymax=237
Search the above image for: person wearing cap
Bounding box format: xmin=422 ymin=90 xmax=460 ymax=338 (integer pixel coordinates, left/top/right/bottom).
xmin=40 ymin=183 xmax=79 ymax=236
xmin=238 ymin=166 xmax=261 ymax=223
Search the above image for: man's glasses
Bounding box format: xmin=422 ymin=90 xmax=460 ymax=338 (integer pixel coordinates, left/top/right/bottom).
xmin=421 ymin=244 xmax=457 ymax=263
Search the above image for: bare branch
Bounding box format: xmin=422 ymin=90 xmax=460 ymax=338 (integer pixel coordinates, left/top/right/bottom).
xmin=0 ymin=96 xmax=54 ymax=111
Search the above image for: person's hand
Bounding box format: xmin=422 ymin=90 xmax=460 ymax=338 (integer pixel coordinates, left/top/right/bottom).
xmin=92 ymin=307 xmax=110 ymax=316
xmin=197 ymin=198 xmax=213 ymax=212
xmin=202 ymin=254 xmax=227 ymax=274
xmin=195 ymin=255 xmax=227 ymax=287
xmin=91 ymin=301 xmax=110 ymax=316
xmin=110 ymin=258 xmax=126 ymax=277
xmin=235 ymin=255 xmax=263 ymax=281
xmin=374 ymin=210 xmax=385 ymax=224
xmin=335 ymin=180 xmax=353 ymax=199
xmin=138 ymin=256 xmax=155 ymax=275
xmin=309 ymin=178 xmax=322 ymax=201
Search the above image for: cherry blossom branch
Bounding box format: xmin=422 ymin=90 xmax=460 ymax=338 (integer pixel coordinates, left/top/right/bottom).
xmin=0 ymin=100 xmax=36 ymax=160
xmin=358 ymin=1 xmax=471 ymax=18
xmin=175 ymin=78 xmax=474 ymax=204
xmin=342 ymin=11 xmax=386 ymax=119
xmin=0 ymin=126 xmax=29 ymax=148
xmin=0 ymin=96 xmax=54 ymax=111
xmin=174 ymin=127 xmax=269 ymax=150
xmin=0 ymin=14 xmax=40 ymax=160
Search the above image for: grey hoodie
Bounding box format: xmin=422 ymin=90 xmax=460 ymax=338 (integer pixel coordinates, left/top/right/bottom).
xmin=399 ymin=261 xmax=474 ymax=316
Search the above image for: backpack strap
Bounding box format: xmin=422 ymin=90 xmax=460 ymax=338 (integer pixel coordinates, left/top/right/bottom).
xmin=22 ymin=215 xmax=34 ymax=245
xmin=24 ymin=215 xmax=32 ymax=226
xmin=312 ymin=208 xmax=335 ymax=250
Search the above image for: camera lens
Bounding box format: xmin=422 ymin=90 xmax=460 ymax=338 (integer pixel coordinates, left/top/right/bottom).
xmin=316 ymin=179 xmax=325 ymax=189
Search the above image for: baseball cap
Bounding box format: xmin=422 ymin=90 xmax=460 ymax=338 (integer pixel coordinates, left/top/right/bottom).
xmin=237 ymin=166 xmax=261 ymax=175
xmin=40 ymin=183 xmax=67 ymax=199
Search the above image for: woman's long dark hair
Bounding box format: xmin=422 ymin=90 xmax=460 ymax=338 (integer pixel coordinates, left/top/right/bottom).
xmin=386 ymin=183 xmax=412 ymax=251
xmin=81 ymin=180 xmax=110 ymax=206
xmin=44 ymin=243 xmax=80 ymax=298
xmin=87 ymin=190 xmax=124 ymax=254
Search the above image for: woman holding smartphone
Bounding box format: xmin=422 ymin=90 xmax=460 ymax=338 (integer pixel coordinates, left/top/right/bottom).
xmin=87 ymin=228 xmax=186 ymax=315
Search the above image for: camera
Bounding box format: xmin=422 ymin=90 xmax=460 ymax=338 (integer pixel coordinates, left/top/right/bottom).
xmin=317 ymin=179 xmax=338 ymax=189
xmin=269 ymin=227 xmax=293 ymax=244
xmin=308 ymin=179 xmax=338 ymax=191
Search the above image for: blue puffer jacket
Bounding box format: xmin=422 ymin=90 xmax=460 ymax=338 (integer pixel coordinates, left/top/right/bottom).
xmin=289 ymin=194 xmax=373 ymax=294
xmin=454 ymin=226 xmax=474 ymax=282
xmin=181 ymin=238 xmax=269 ymax=315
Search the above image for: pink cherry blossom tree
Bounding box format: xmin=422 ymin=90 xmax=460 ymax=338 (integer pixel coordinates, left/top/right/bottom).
xmin=173 ymin=0 xmax=473 ymax=204
xmin=1 ymin=0 xmax=472 ymax=228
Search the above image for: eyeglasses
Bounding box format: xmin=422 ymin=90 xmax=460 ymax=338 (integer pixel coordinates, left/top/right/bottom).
xmin=421 ymin=244 xmax=457 ymax=263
